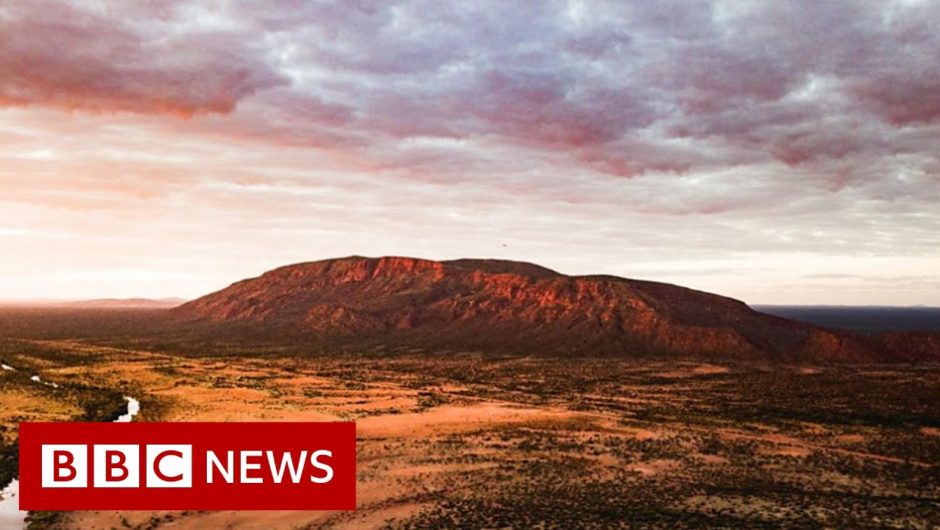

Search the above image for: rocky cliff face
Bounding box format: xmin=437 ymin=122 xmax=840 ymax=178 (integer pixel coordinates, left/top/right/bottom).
xmin=172 ymin=256 xmax=909 ymax=361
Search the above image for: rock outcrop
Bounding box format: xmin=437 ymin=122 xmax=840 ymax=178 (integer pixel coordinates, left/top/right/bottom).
xmin=172 ymin=256 xmax=922 ymax=361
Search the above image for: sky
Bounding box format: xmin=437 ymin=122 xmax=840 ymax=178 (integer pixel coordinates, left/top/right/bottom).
xmin=1 ymin=0 xmax=939 ymax=305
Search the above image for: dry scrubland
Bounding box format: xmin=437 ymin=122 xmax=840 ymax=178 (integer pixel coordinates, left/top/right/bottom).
xmin=0 ymin=309 xmax=938 ymax=529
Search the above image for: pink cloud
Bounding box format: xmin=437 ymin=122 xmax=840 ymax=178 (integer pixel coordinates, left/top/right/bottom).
xmin=0 ymin=2 xmax=285 ymax=116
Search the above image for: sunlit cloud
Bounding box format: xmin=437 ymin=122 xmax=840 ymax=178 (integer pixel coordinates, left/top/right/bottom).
xmin=0 ymin=0 xmax=938 ymax=304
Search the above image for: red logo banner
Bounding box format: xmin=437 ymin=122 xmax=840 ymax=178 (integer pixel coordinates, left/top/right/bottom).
xmin=18 ymin=422 xmax=356 ymax=510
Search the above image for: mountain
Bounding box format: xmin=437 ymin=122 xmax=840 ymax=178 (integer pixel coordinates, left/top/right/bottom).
xmin=172 ymin=256 xmax=935 ymax=362
xmin=753 ymin=305 xmax=940 ymax=333
xmin=62 ymin=298 xmax=187 ymax=309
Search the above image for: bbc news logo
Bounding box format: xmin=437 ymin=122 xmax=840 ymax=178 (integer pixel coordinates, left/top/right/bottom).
xmin=19 ymin=422 xmax=355 ymax=510
xmin=40 ymin=444 xmax=334 ymax=489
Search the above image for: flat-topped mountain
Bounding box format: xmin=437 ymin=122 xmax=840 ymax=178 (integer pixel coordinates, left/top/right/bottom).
xmin=63 ymin=298 xmax=187 ymax=309
xmin=173 ymin=256 xmax=932 ymax=361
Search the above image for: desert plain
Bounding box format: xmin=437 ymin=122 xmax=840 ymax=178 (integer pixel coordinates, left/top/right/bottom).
xmin=1 ymin=307 xmax=938 ymax=529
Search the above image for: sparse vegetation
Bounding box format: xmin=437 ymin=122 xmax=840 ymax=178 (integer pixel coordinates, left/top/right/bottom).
xmin=0 ymin=308 xmax=937 ymax=528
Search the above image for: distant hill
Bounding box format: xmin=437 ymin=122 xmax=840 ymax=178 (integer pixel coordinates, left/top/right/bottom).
xmin=61 ymin=298 xmax=187 ymax=309
xmin=172 ymin=256 xmax=938 ymax=362
xmin=754 ymin=306 xmax=940 ymax=333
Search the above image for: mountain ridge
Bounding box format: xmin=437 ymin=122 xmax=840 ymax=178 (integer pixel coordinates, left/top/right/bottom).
xmin=172 ymin=256 xmax=936 ymax=362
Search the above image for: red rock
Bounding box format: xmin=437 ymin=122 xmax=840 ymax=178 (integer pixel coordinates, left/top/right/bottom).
xmin=172 ymin=256 xmax=926 ymax=362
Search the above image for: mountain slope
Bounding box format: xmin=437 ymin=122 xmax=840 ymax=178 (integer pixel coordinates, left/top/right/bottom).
xmin=173 ymin=256 xmax=895 ymax=361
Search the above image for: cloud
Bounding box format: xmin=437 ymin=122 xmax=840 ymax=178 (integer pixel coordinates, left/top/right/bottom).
xmin=1 ymin=0 xmax=939 ymax=304
xmin=5 ymin=0 xmax=939 ymax=180
xmin=0 ymin=1 xmax=285 ymax=116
